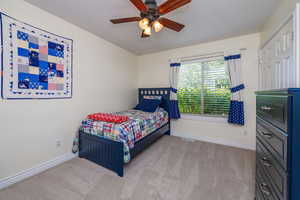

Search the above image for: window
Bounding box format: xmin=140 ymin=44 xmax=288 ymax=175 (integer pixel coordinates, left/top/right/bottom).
xmin=178 ymin=56 xmax=231 ymax=117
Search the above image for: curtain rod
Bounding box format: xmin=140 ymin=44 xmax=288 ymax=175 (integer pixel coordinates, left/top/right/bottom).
xmin=171 ymin=48 xmax=247 ymax=63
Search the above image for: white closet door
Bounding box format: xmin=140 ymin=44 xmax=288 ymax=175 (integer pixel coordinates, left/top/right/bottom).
xmin=259 ymin=13 xmax=296 ymax=90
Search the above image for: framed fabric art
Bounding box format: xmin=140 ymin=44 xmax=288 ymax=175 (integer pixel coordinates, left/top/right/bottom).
xmin=0 ymin=13 xmax=73 ymax=99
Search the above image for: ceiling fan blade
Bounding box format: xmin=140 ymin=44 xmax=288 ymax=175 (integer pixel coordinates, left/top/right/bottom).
xmin=110 ymin=17 xmax=141 ymax=24
xmin=158 ymin=18 xmax=185 ymax=32
xmin=159 ymin=0 xmax=191 ymax=14
xmin=141 ymin=30 xmax=150 ymax=38
xmin=130 ymin=0 xmax=148 ymax=12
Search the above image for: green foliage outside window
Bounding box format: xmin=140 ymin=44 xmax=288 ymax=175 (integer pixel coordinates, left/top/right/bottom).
xmin=177 ymin=87 xmax=231 ymax=115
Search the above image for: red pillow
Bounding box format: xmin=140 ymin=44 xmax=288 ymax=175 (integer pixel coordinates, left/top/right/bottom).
xmin=87 ymin=113 xmax=128 ymax=123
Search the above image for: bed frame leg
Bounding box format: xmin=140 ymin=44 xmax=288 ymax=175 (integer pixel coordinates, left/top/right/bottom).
xmin=117 ymin=168 xmax=124 ymax=177
xmin=165 ymin=130 xmax=171 ymax=135
xmin=115 ymin=163 xmax=124 ymax=177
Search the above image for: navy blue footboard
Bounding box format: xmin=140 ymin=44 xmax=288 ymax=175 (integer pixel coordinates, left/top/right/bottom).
xmin=79 ymin=132 xmax=124 ymax=176
xmin=79 ymin=123 xmax=169 ymax=177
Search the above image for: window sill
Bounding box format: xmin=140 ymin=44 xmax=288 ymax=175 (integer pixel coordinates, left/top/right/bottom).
xmin=180 ymin=114 xmax=228 ymax=123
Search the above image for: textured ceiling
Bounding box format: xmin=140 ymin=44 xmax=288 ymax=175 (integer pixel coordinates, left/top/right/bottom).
xmin=25 ymin=0 xmax=280 ymax=55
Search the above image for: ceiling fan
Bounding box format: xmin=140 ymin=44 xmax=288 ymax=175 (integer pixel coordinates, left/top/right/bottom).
xmin=110 ymin=0 xmax=192 ymax=38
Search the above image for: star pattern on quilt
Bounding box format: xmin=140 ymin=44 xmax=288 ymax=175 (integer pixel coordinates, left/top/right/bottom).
xmin=17 ymin=31 xmax=28 ymax=41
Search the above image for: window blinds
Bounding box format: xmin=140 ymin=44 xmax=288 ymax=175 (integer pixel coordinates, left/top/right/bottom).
xmin=177 ymin=56 xmax=231 ymax=116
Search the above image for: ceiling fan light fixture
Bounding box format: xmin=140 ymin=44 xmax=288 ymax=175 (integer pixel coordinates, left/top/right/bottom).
xmin=153 ymin=20 xmax=163 ymax=32
xmin=110 ymin=0 xmax=191 ymax=38
xmin=139 ymin=18 xmax=149 ymax=30
xmin=144 ymin=26 xmax=152 ymax=35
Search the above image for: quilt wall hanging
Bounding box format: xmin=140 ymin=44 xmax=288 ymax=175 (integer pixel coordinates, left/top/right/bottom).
xmin=0 ymin=13 xmax=73 ymax=99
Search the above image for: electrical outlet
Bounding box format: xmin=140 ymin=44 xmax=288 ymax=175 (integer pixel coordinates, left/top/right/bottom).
xmin=56 ymin=140 xmax=62 ymax=148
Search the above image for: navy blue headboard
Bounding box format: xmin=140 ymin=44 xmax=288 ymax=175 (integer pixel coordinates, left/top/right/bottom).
xmin=138 ymin=88 xmax=171 ymax=114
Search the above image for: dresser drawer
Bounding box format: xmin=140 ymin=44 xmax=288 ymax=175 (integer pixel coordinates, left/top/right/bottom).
xmin=257 ymin=117 xmax=288 ymax=170
xmin=256 ymin=95 xmax=288 ymax=132
xmin=256 ymin=165 xmax=280 ymax=200
xmin=257 ymin=139 xmax=288 ymax=200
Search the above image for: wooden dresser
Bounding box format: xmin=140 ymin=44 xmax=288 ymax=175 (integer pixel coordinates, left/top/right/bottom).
xmin=255 ymin=89 xmax=300 ymax=200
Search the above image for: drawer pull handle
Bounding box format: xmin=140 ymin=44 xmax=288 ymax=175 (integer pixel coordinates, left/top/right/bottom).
xmin=260 ymin=183 xmax=271 ymax=196
xmin=261 ymin=106 xmax=272 ymax=111
xmin=261 ymin=157 xmax=272 ymax=168
xmin=261 ymin=132 xmax=273 ymax=139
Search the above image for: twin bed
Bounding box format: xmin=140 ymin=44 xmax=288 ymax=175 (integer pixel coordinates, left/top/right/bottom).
xmin=78 ymin=88 xmax=171 ymax=177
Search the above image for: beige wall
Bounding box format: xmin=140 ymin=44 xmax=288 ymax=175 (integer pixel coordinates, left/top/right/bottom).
xmin=0 ymin=0 xmax=138 ymax=179
xmin=261 ymin=0 xmax=299 ymax=44
xmin=0 ymin=0 xmax=270 ymax=182
xmin=137 ymin=33 xmax=260 ymax=150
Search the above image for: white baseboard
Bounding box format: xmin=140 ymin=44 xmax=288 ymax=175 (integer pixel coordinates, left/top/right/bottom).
xmin=0 ymin=152 xmax=77 ymax=190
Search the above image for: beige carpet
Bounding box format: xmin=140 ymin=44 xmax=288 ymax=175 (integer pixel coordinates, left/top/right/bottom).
xmin=0 ymin=135 xmax=255 ymax=200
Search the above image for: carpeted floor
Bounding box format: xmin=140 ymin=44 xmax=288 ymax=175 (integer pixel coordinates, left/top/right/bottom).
xmin=0 ymin=135 xmax=255 ymax=200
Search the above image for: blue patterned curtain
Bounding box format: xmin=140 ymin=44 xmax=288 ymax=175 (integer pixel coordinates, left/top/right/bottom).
xmin=225 ymin=54 xmax=245 ymax=125
xmin=169 ymin=62 xmax=181 ymax=119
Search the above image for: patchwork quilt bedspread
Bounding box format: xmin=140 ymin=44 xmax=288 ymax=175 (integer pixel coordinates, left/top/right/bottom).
xmin=80 ymin=108 xmax=168 ymax=163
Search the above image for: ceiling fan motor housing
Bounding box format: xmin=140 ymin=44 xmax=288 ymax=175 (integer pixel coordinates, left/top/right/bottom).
xmin=141 ymin=0 xmax=160 ymax=21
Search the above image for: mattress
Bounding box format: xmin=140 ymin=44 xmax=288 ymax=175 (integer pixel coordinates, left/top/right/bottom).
xmin=80 ymin=108 xmax=168 ymax=163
